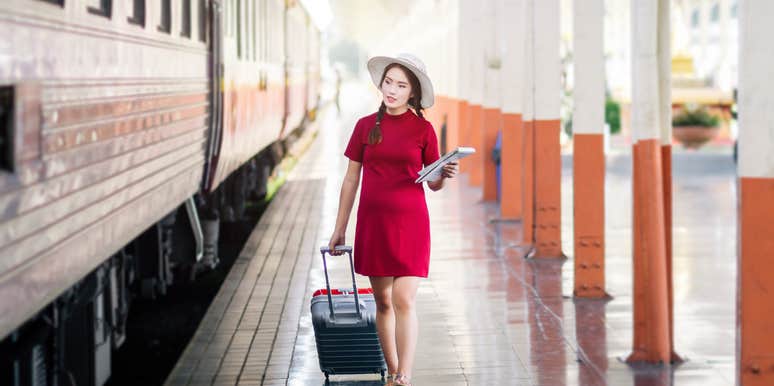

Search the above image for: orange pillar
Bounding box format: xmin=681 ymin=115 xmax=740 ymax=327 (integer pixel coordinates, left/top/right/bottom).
xmin=522 ymin=120 xmax=535 ymax=244
xmin=447 ymin=98 xmax=461 ymax=151
xmin=661 ymin=144 xmax=680 ymax=362
xmin=528 ymin=0 xmax=562 ymax=258
xmin=739 ymin=178 xmax=774 ymax=385
xmin=426 ymin=96 xmax=442 ymax=136
xmin=533 ymin=119 xmax=562 ymax=258
xmin=482 ymin=108 xmax=501 ymax=201
xmin=627 ymin=140 xmax=671 ymax=364
xmin=627 ymin=0 xmax=672 ymax=364
xmin=458 ymin=101 xmax=471 ymax=173
xmin=468 ymin=104 xmax=484 ymax=187
xmin=573 ymin=134 xmax=605 ymax=298
xmin=500 ymin=114 xmax=523 ymax=219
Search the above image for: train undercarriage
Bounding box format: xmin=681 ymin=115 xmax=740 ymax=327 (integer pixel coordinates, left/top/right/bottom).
xmin=0 ymin=137 xmax=292 ymax=386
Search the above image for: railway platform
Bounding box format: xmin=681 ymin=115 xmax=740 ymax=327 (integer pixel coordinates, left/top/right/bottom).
xmin=164 ymin=85 xmax=736 ymax=386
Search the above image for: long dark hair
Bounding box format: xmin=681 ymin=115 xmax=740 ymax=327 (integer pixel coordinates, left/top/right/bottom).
xmin=368 ymin=63 xmax=424 ymax=145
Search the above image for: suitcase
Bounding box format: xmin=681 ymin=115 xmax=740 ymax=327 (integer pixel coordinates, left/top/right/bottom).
xmin=311 ymin=246 xmax=387 ymax=383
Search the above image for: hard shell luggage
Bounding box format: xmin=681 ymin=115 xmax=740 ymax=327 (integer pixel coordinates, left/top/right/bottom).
xmin=311 ymin=246 xmax=387 ymax=383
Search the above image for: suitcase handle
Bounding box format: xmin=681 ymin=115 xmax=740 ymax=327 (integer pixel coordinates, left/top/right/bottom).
xmin=320 ymin=245 xmax=361 ymax=320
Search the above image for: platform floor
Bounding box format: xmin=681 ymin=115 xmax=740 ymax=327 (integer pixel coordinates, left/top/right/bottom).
xmin=165 ymin=84 xmax=736 ymax=386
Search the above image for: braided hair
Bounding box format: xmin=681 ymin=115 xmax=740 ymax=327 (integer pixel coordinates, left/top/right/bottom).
xmin=368 ymin=63 xmax=424 ymax=145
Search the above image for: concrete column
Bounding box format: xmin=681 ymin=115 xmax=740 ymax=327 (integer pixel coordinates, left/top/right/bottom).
xmin=657 ymin=0 xmax=680 ymax=362
xmin=482 ymin=0 xmax=503 ymax=201
xmin=738 ymin=1 xmax=774 ymax=384
xmin=446 ymin=3 xmax=461 ymax=152
xmin=627 ymin=0 xmax=671 ymax=364
xmin=531 ymin=0 xmax=562 ymax=258
xmin=458 ymin=0 xmax=472 ymax=175
xmin=467 ymin=3 xmax=486 ymax=188
xmin=500 ymin=0 xmax=525 ymax=220
xmin=572 ymin=0 xmax=606 ymax=298
xmin=521 ymin=0 xmax=536 ymax=243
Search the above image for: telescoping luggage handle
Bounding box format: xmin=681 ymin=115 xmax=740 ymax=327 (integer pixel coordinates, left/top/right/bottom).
xmin=319 ymin=245 xmax=361 ymax=320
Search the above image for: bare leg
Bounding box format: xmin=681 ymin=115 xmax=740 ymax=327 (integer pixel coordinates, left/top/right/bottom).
xmin=392 ymin=276 xmax=420 ymax=379
xmin=369 ymin=276 xmax=399 ymax=375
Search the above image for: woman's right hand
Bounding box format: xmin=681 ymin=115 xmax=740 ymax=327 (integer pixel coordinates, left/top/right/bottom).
xmin=328 ymin=230 xmax=345 ymax=255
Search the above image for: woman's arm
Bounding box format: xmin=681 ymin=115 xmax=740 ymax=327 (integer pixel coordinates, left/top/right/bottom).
xmin=427 ymin=161 xmax=458 ymax=191
xmin=328 ymin=160 xmax=363 ymax=253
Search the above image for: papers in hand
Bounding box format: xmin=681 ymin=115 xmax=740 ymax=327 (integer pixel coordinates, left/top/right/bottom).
xmin=415 ymin=147 xmax=476 ymax=183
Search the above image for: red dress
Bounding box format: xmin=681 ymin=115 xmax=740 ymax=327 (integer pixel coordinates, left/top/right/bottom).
xmin=344 ymin=109 xmax=440 ymax=277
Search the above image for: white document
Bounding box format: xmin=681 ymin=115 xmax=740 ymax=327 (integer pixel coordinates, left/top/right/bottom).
xmin=415 ymin=147 xmax=476 ymax=183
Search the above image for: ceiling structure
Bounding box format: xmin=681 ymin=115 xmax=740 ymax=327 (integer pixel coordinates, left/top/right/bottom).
xmin=328 ymin=0 xmax=415 ymax=51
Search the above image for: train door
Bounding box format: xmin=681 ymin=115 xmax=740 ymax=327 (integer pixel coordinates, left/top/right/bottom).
xmin=281 ymin=1 xmax=289 ymax=138
xmin=204 ymin=0 xmax=224 ymax=191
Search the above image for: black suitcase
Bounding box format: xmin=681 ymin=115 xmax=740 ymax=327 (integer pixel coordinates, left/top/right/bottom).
xmin=311 ymin=246 xmax=387 ymax=383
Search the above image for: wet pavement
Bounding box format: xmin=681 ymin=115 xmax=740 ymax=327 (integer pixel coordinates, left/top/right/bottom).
xmin=166 ymin=83 xmax=737 ymax=386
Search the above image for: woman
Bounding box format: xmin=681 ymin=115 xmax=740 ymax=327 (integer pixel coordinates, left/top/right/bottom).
xmin=327 ymin=53 xmax=457 ymax=386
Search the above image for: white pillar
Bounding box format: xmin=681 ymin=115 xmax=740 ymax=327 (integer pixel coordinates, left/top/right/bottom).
xmin=658 ymin=0 xmax=672 ymax=145
xmin=458 ymin=0 xmax=472 ymax=105
xmin=533 ymin=0 xmax=561 ymax=122
xmin=738 ymin=2 xmax=774 ymax=179
xmin=572 ymin=0 xmax=604 ymax=136
xmin=631 ymin=1 xmax=660 ymax=142
xmin=502 ymin=0 xmax=525 ymax=116
xmin=483 ymin=0 xmax=501 ymax=111
xmin=469 ymin=3 xmax=485 ymax=108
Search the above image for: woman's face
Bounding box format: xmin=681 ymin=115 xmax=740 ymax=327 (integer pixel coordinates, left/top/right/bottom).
xmin=380 ymin=67 xmax=413 ymax=110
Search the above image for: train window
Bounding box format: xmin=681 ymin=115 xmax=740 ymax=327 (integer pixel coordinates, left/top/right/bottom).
xmin=245 ymin=0 xmax=251 ymax=60
xmin=158 ymin=0 xmax=171 ymax=33
xmin=127 ymin=0 xmax=145 ymax=26
xmin=0 ymin=86 xmax=13 ymax=173
xmin=236 ymin=0 xmax=242 ymax=59
xmin=86 ymin=0 xmax=112 ymax=18
xmin=225 ymin=0 xmax=232 ymax=37
xmin=35 ymin=0 xmax=64 ymax=6
xmin=250 ymin=2 xmax=258 ymax=60
xmin=198 ymin=0 xmax=206 ymax=42
xmin=181 ymin=0 xmax=191 ymax=38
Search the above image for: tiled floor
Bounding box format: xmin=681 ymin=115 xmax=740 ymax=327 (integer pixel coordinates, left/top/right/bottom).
xmin=166 ymin=83 xmax=736 ymax=386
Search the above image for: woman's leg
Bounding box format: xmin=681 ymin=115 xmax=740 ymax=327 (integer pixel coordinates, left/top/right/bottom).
xmin=369 ymin=276 xmax=399 ymax=374
xmin=392 ymin=276 xmax=420 ymax=379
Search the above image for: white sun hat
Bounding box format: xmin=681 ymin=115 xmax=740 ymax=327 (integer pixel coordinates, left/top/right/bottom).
xmin=367 ymin=53 xmax=435 ymax=109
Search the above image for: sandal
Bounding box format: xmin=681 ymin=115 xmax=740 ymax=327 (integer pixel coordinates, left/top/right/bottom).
xmin=394 ymin=374 xmax=412 ymax=386
xmin=385 ymin=373 xmax=398 ymax=385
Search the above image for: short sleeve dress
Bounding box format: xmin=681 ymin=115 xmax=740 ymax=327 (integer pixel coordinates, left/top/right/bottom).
xmin=344 ymin=109 xmax=440 ymax=278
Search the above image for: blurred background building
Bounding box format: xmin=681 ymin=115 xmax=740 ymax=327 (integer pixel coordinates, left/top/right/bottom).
xmin=322 ymin=0 xmax=740 ymax=151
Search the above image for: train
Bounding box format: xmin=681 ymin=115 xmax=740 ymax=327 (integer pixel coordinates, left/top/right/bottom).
xmin=0 ymin=0 xmax=321 ymax=384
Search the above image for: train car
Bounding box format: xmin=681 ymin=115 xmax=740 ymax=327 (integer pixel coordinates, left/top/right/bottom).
xmin=205 ymin=0 xmax=320 ymax=222
xmin=306 ymin=14 xmax=322 ymax=122
xmin=0 ymin=1 xmax=321 ymax=385
xmin=282 ymin=0 xmax=309 ymax=139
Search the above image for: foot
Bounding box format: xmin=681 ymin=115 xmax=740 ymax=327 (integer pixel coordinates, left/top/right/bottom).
xmin=385 ymin=373 xmax=398 ymax=385
xmin=394 ymin=374 xmax=412 ymax=386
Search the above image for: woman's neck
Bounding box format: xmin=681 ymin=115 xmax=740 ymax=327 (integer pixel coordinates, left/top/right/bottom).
xmin=385 ymin=105 xmax=409 ymax=116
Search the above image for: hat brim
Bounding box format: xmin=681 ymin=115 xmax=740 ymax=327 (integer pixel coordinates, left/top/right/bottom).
xmin=367 ymin=56 xmax=435 ymax=109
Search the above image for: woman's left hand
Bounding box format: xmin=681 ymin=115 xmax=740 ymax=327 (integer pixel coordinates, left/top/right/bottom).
xmin=441 ymin=161 xmax=458 ymax=179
